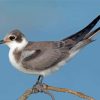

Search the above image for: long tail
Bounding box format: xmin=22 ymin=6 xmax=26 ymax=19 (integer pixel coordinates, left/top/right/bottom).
xmin=62 ymin=15 xmax=100 ymax=42
xmin=84 ymin=27 xmax=100 ymax=39
xmin=68 ymin=27 xmax=100 ymax=52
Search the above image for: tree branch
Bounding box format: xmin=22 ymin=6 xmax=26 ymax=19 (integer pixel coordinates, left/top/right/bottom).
xmin=18 ymin=83 xmax=95 ymax=100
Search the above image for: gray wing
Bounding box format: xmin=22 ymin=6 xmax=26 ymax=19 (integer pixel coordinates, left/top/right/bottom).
xmin=21 ymin=42 xmax=69 ymax=71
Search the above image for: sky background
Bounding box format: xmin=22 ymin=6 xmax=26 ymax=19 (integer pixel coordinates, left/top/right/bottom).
xmin=0 ymin=0 xmax=100 ymax=100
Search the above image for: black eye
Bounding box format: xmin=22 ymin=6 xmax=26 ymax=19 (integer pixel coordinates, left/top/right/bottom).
xmin=9 ymin=36 xmax=16 ymax=41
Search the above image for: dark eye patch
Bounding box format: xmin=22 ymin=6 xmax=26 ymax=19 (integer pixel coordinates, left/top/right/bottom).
xmin=9 ymin=36 xmax=16 ymax=41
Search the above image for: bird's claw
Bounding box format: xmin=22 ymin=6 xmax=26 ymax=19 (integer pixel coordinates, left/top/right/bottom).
xmin=32 ymin=83 xmax=46 ymax=93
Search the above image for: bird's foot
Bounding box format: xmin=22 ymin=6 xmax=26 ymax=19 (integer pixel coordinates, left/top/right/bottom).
xmin=32 ymin=82 xmax=46 ymax=93
xmin=32 ymin=75 xmax=44 ymax=92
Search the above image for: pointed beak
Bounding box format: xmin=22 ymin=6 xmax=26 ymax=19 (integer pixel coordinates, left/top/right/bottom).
xmin=0 ymin=40 xmax=4 ymax=44
xmin=0 ymin=37 xmax=11 ymax=44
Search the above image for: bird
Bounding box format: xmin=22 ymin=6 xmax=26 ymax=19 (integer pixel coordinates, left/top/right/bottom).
xmin=0 ymin=15 xmax=100 ymax=85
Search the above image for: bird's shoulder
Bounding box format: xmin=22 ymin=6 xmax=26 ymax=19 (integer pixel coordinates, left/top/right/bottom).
xmin=24 ymin=41 xmax=58 ymax=50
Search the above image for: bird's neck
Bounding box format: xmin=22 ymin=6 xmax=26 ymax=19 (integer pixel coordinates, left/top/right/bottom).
xmin=9 ymin=38 xmax=28 ymax=63
xmin=9 ymin=38 xmax=28 ymax=52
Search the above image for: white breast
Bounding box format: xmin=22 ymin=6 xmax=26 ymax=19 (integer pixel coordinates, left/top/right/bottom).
xmin=9 ymin=49 xmax=22 ymax=71
xmin=9 ymin=49 xmax=33 ymax=74
xmin=9 ymin=48 xmax=38 ymax=74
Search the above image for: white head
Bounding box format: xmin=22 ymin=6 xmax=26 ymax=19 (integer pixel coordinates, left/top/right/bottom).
xmin=0 ymin=29 xmax=28 ymax=50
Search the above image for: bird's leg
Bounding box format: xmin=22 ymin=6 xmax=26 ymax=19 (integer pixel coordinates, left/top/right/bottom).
xmin=32 ymin=75 xmax=44 ymax=92
xmin=32 ymin=75 xmax=44 ymax=87
xmin=36 ymin=75 xmax=44 ymax=85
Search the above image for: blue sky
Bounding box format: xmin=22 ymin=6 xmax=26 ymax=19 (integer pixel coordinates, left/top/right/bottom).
xmin=0 ymin=0 xmax=100 ymax=100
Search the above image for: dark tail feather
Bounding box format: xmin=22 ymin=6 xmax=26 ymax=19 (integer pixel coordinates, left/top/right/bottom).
xmin=69 ymin=28 xmax=100 ymax=51
xmin=62 ymin=15 xmax=100 ymax=41
xmin=84 ymin=27 xmax=100 ymax=39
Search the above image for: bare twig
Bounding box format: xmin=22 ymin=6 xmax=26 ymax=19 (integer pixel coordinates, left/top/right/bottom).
xmin=45 ymin=84 xmax=94 ymax=100
xmin=18 ymin=89 xmax=33 ymax=100
xmin=43 ymin=90 xmax=55 ymax=100
xmin=18 ymin=83 xmax=95 ymax=100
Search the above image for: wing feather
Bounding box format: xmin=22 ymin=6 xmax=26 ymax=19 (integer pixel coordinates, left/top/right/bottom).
xmin=21 ymin=42 xmax=69 ymax=71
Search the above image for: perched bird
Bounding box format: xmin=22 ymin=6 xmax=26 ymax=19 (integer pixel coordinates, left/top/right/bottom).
xmin=0 ymin=15 xmax=100 ymax=84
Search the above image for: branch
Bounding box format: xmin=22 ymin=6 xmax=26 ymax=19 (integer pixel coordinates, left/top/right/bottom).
xmin=18 ymin=83 xmax=95 ymax=100
xmin=45 ymin=84 xmax=94 ymax=100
